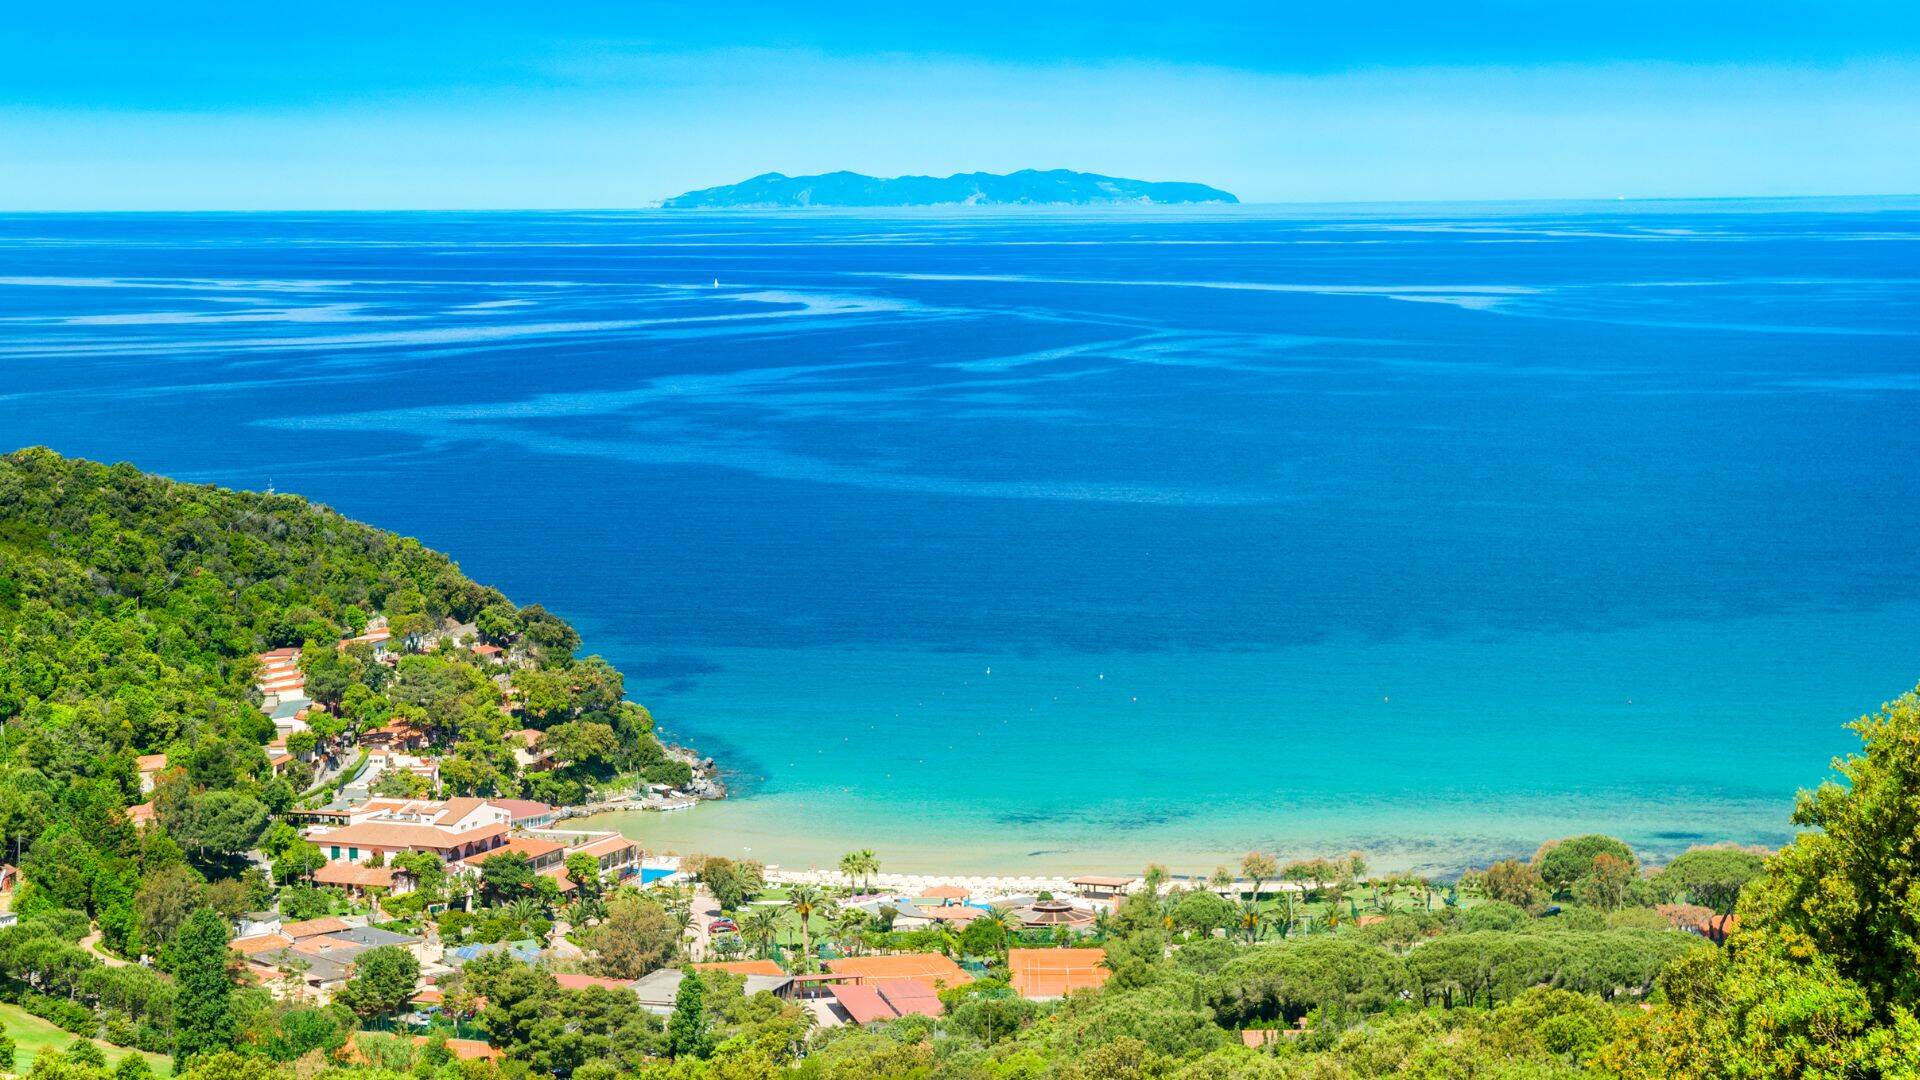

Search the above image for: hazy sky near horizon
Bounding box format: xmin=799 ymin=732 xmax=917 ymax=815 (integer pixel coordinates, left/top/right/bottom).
xmin=6 ymin=2 xmax=1919 ymax=209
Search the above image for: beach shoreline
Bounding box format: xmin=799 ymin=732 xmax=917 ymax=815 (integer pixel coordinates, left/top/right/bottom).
xmin=571 ymin=792 xmax=1796 ymax=881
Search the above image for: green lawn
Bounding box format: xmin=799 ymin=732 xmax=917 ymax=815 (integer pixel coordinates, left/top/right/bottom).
xmin=0 ymin=1001 xmax=173 ymax=1077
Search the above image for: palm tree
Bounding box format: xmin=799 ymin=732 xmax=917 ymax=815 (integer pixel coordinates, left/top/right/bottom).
xmin=506 ymin=897 xmax=541 ymax=925
xmin=837 ymin=850 xmax=880 ymax=893
xmin=565 ymin=897 xmax=607 ymax=927
xmin=1233 ymin=899 xmax=1267 ymax=944
xmin=742 ymin=907 xmax=780 ymax=960
xmin=1092 ymin=908 xmax=1116 ymax=941
xmin=786 ymin=884 xmax=823 ymax=970
xmin=828 ymin=909 xmax=868 ymax=958
xmin=1141 ymin=863 xmax=1169 ymax=898
xmin=984 ymin=906 xmax=1024 ymax=956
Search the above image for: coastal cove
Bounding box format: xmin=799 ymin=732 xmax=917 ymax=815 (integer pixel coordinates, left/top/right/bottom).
xmin=574 ymin=601 xmax=1920 ymax=876
xmin=3 ymin=203 xmax=1917 ymax=882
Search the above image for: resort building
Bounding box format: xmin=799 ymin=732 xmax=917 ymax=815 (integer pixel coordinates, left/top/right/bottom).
xmin=631 ymin=968 xmax=793 ymax=1015
xmin=462 ymin=835 xmax=567 ymax=873
xmin=307 ymin=798 xmax=511 ymax=865
xmin=1069 ymin=875 xmax=1136 ymax=899
xmin=312 ymin=860 xmax=417 ymax=898
xmin=695 ymin=960 xmax=787 ymax=977
xmin=1009 ymin=948 xmax=1110 ymax=999
xmin=336 ymin=618 xmax=393 ymax=657
xmin=361 ymin=720 xmax=430 ymax=752
xmin=235 ymin=919 xmax=425 ymax=1003
xmin=1009 ymin=898 xmax=1097 ymax=932
xmin=135 ymin=754 xmax=169 ymax=795
xmin=505 ymin=728 xmax=552 ymax=771
xmin=566 ymin=833 xmax=643 ymax=879
xmin=487 ymin=799 xmax=557 ymax=828
xmin=826 ymin=980 xmax=944 ymax=1024
xmin=825 ymin=952 xmax=972 ymax=989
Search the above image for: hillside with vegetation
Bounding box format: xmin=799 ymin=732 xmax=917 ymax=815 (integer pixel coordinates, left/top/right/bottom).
xmin=3 ymin=447 xmax=1919 ymax=1080
xmin=0 ymin=446 xmax=684 ymax=923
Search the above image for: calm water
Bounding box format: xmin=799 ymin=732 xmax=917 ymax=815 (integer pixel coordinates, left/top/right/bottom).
xmin=3 ymin=202 xmax=1917 ymax=874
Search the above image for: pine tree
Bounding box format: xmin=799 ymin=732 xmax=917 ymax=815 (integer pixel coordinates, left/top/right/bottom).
xmin=171 ymin=907 xmax=236 ymax=1066
xmin=665 ymin=969 xmax=713 ymax=1060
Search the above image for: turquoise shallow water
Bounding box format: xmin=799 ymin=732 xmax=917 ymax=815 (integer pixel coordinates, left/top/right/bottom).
xmin=581 ymin=603 xmax=1920 ymax=874
xmin=1 ymin=202 xmax=1915 ymax=874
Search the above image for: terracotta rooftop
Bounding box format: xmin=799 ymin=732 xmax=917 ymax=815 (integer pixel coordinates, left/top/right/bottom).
xmin=232 ymin=932 xmax=295 ymax=956
xmin=312 ymin=863 xmax=399 ymax=889
xmin=280 ymin=916 xmax=354 ymax=940
xmin=573 ymin=835 xmax=637 ymax=859
xmin=696 ymin=960 xmax=786 ymax=977
xmin=1009 ymin=947 xmax=1109 ymax=998
xmin=828 ymin=979 xmax=944 ymax=1023
xmin=486 ymin=798 xmax=555 ymax=822
xmin=920 ymin=885 xmax=971 ymax=900
xmin=462 ymin=836 xmax=566 ymax=864
xmin=919 ymin=905 xmax=985 ymax=924
xmin=827 ymin=952 xmax=971 ymax=988
xmin=553 ymin=972 xmax=636 ymax=991
xmin=136 ymin=754 xmax=169 ymax=772
xmin=315 ymin=821 xmax=507 ymax=851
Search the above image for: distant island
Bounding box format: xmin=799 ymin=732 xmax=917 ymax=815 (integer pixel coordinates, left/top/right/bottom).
xmin=661 ymin=168 xmax=1239 ymax=208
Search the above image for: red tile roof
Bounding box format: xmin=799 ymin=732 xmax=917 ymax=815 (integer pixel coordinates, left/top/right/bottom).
xmin=461 ymin=836 xmax=566 ymax=865
xmin=312 ymin=863 xmax=399 ymax=889
xmin=553 ymin=972 xmax=635 ymax=991
xmin=315 ymin=821 xmax=506 ymax=851
xmin=487 ymin=798 xmax=555 ymax=822
xmin=827 ymin=984 xmax=896 ymax=1024
xmin=827 ymin=980 xmax=944 ymax=1022
xmin=826 ymin=953 xmax=971 ymax=987
xmin=280 ymin=916 xmax=353 ymax=940
xmin=233 ymin=933 xmax=295 ymax=956
xmin=696 ymin=960 xmax=786 ymax=977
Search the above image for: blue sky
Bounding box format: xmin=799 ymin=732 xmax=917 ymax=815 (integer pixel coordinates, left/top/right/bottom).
xmin=5 ymin=1 xmax=1918 ymax=208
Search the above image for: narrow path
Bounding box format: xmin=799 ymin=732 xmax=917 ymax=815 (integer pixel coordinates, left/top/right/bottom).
xmin=80 ymin=929 xmax=130 ymax=968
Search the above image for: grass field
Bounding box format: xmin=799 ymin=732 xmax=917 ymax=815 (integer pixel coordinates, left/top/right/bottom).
xmin=0 ymin=1001 xmax=172 ymax=1077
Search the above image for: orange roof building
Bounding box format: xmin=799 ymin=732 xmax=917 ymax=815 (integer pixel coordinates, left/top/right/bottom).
xmin=313 ymin=820 xmax=507 ymax=863
xmin=827 ymin=980 xmax=945 ymax=1023
xmin=461 ymin=835 xmax=567 ymax=870
xmin=1009 ymin=948 xmax=1110 ymax=999
xmin=232 ymin=932 xmax=296 ymax=956
xmin=553 ymin=972 xmax=636 ymax=991
xmin=280 ymin=916 xmax=354 ymax=940
xmin=826 ymin=952 xmax=971 ymax=989
xmin=696 ymin=960 xmax=786 ymax=977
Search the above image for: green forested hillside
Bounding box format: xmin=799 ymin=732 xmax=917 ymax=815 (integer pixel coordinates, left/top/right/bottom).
xmin=0 ymin=447 xmax=679 ymax=941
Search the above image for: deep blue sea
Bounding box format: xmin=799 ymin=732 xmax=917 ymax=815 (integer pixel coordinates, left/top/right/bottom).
xmin=3 ymin=201 xmax=1917 ymax=874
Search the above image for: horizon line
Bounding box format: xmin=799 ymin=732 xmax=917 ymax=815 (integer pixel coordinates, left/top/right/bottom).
xmin=4 ymin=192 xmax=1918 ymax=215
